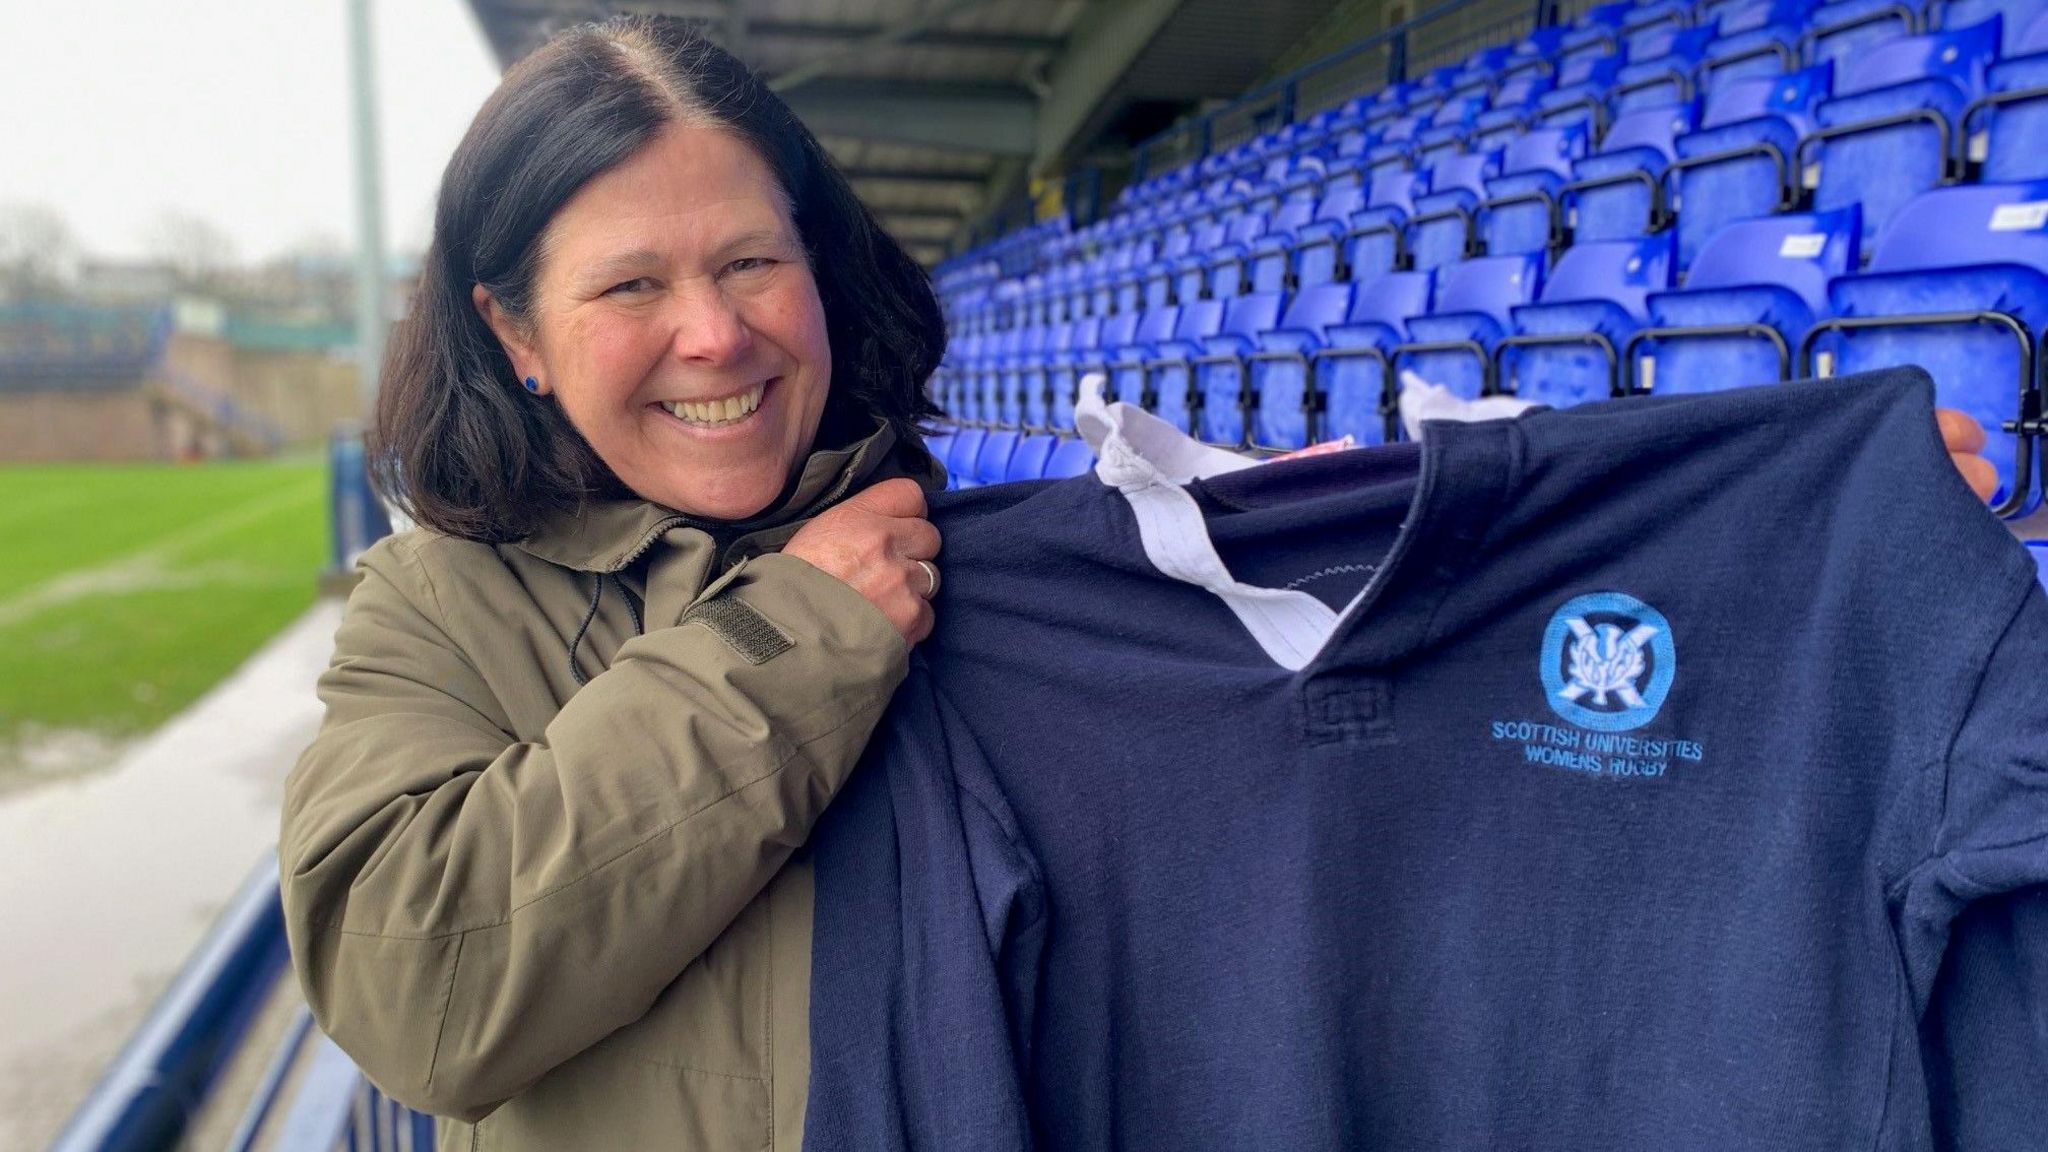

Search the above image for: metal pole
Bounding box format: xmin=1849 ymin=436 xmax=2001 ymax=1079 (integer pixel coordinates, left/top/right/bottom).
xmin=347 ymin=0 xmax=390 ymax=416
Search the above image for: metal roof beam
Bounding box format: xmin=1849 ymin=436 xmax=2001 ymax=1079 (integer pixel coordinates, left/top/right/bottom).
xmin=767 ymin=0 xmax=1005 ymax=94
xmin=877 ymin=208 xmax=967 ymax=223
xmin=745 ymin=20 xmax=1063 ymax=55
xmin=1032 ymin=0 xmax=1189 ymax=175
xmin=781 ymin=81 xmax=1036 ymax=155
xmin=842 ymin=168 xmax=993 ymax=187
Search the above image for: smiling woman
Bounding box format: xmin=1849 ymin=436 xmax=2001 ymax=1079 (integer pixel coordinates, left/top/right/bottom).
xmin=371 ymin=17 xmax=943 ymax=544
xmin=474 ymin=124 xmax=834 ymax=521
xmin=281 ymin=15 xmax=952 ymax=1152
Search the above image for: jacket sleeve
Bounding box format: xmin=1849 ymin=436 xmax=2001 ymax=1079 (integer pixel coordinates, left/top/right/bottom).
xmin=279 ymin=537 xmax=907 ymax=1122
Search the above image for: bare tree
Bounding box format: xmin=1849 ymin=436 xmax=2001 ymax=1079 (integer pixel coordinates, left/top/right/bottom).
xmin=0 ymin=203 xmax=82 ymax=300
xmin=147 ymin=210 xmax=240 ymax=294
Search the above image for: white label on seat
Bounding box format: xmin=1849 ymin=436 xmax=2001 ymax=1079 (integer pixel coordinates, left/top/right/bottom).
xmin=1637 ymin=356 xmax=1656 ymax=393
xmin=1802 ymin=162 xmax=1821 ymax=190
xmin=1969 ymin=131 xmax=1989 ymax=163
xmin=1779 ymin=233 xmax=1826 ymax=258
xmin=1990 ymin=201 xmax=2048 ymax=232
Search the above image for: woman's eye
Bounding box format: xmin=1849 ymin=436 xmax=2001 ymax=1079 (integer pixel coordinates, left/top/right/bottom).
xmin=607 ymin=277 xmax=654 ymax=295
xmin=727 ymin=257 xmax=774 ymax=273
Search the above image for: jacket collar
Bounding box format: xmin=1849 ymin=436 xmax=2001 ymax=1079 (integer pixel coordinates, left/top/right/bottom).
xmin=511 ymin=416 xmax=943 ymax=573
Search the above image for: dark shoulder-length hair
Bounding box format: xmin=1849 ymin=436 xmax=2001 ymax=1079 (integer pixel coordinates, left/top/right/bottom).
xmin=374 ymin=15 xmax=944 ymax=542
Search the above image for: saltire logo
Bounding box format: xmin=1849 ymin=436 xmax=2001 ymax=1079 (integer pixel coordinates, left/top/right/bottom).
xmin=1539 ymin=591 xmax=1675 ymax=732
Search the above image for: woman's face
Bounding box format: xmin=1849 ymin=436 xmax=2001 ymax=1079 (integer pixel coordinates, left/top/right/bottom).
xmin=479 ymin=122 xmax=832 ymax=521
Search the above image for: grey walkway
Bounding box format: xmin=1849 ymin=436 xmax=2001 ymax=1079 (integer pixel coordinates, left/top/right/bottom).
xmin=0 ymin=599 xmax=344 ymax=1151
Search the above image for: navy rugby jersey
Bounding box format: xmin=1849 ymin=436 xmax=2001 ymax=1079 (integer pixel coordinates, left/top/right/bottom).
xmin=803 ymin=369 xmax=2048 ymax=1152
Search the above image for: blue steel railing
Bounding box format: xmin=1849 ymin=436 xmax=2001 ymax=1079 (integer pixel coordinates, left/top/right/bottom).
xmin=1133 ymin=0 xmax=1558 ymax=180
xmin=53 ymin=852 xmax=437 ymax=1152
xmin=57 ymin=430 xmax=417 ymax=1151
xmin=51 ymin=859 xmax=289 ymax=1152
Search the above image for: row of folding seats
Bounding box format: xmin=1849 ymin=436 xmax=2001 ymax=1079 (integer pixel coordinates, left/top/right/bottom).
xmin=935 ymin=180 xmax=2048 ymax=517
xmin=923 ymin=427 xmax=1097 ymax=489
xmin=943 ymin=3 xmax=2045 ymax=344
xmin=1102 ymin=0 xmax=2043 ymax=222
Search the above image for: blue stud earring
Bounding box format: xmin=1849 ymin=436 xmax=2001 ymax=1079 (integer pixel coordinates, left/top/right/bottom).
xmin=523 ymin=376 xmax=540 ymax=393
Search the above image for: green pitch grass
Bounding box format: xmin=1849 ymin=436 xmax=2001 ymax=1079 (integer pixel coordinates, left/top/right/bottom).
xmin=0 ymin=457 xmax=329 ymax=760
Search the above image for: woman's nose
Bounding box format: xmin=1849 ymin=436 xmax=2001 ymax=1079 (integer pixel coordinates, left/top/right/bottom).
xmin=670 ymin=284 xmax=753 ymax=364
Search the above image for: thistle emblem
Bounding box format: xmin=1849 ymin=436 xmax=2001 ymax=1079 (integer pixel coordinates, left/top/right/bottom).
xmin=1539 ymin=592 xmax=1676 ymax=732
xmin=1560 ymin=619 xmax=1659 ymax=708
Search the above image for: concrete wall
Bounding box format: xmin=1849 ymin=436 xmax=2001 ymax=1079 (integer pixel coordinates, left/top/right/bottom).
xmin=0 ymin=388 xmax=162 ymax=462
xmin=164 ymin=332 xmax=364 ymax=448
xmin=229 ymin=347 xmax=363 ymax=444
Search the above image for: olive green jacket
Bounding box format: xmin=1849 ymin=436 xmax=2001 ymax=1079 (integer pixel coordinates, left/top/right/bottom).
xmin=281 ymin=421 xmax=939 ymax=1151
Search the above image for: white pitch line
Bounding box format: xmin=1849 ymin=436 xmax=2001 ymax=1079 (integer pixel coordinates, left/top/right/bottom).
xmin=0 ymin=484 xmax=321 ymax=631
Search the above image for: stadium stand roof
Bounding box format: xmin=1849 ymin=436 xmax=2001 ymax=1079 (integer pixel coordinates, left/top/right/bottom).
xmin=463 ymin=0 xmax=1350 ymax=264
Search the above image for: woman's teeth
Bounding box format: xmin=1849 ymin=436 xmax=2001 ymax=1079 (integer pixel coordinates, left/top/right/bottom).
xmin=664 ymin=383 xmax=765 ymax=427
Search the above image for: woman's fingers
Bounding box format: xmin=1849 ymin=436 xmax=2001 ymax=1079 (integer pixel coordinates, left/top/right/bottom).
xmin=1935 ymin=407 xmax=1988 ymax=456
xmin=1952 ymin=452 xmax=2000 ymax=503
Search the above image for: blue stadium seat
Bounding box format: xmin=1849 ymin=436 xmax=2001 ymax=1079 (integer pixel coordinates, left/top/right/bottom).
xmin=1042 ymin=436 xmax=1096 ymax=479
xmin=1191 ymin=291 xmax=1291 ymax=447
xmin=1319 ymin=272 xmax=1438 ymax=445
xmin=1562 ymin=1 xmax=1636 ymax=69
xmin=1068 ymin=308 xmax=1140 ymax=415
xmin=1004 ymin=433 xmax=1058 ymax=482
xmin=1802 ymin=18 xmax=2000 ymax=253
xmin=1701 ymin=12 xmax=1805 ymax=94
xmin=966 ymin=325 xmax=1015 ymax=424
xmin=1625 ymin=0 xmax=1695 ymax=39
xmin=1812 ymin=180 xmax=2048 ymax=516
xmin=1567 ymin=100 xmax=1700 ymax=243
xmin=1202 ymin=208 xmax=1272 ymax=299
xmin=1294 ymin=171 xmax=1420 ymax=285
xmin=1020 ymin=321 xmax=1071 ymax=431
xmin=1965 ymin=10 xmax=2048 ymax=182
xmin=1345 ymin=170 xmax=1426 ymax=281
xmin=971 ymin=429 xmax=1022 ymax=487
xmin=946 ymin=427 xmax=988 ymax=489
xmin=1479 ymin=125 xmax=1591 ymax=260
xmin=1246 ymin=189 xmax=1321 ymax=291
xmin=1286 ymin=177 xmax=1370 ymax=287
xmin=924 ymin=431 xmax=955 ymax=485
xmin=1935 ymin=0 xmax=2047 ymax=51
xmin=998 ymin=323 xmax=1048 ymax=426
xmin=1047 ymin=315 xmax=1107 ymax=432
xmin=1147 ymin=298 xmax=1233 ymax=433
xmin=1472 ymin=73 xmax=1560 ymax=151
xmin=1410 ymin=151 xmax=1503 ymax=271
xmin=1395 ymin=254 xmax=1547 ymax=401
xmin=1535 ymin=53 xmax=1629 ymax=138
xmin=1170 ymin=219 xmax=1235 ymax=302
xmin=1614 ymin=26 xmax=1718 ymax=109
xmin=1632 ymin=206 xmax=1862 ymax=395
xmin=1416 ymin=91 xmax=1494 ymax=168
xmin=1246 ymin=281 xmax=1357 ymax=451
xmin=1108 ymin=304 xmax=1181 ymax=407
xmin=1802 ymin=0 xmax=1918 ymax=68
xmin=1667 ymin=63 xmax=1832 ymax=268
xmin=1503 ymin=27 xmax=1572 ymax=85
xmin=1366 ymin=114 xmax=1429 ymax=177
xmin=1499 ymin=233 xmax=1677 ymax=409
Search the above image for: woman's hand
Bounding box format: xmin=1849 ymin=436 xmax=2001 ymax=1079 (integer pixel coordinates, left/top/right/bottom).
xmin=1939 ymin=408 xmax=1998 ymax=503
xmin=785 ymin=478 xmax=941 ymax=645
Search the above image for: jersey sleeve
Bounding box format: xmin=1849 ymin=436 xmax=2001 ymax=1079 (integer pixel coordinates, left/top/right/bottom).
xmin=804 ymin=663 xmax=1041 ymax=1152
xmin=1910 ymin=583 xmax=2048 ymax=1144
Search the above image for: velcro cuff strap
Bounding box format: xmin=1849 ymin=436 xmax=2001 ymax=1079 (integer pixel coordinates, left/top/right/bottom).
xmin=681 ymin=596 xmax=793 ymax=665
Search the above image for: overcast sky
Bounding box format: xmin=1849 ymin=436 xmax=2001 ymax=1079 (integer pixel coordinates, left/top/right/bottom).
xmin=0 ymin=0 xmax=503 ymax=264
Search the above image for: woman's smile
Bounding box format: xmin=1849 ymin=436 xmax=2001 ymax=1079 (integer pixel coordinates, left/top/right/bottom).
xmin=654 ymin=376 xmax=774 ymax=430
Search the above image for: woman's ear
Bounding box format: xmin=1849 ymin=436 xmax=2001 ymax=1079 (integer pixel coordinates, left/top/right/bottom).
xmin=473 ymin=284 xmax=546 ymax=394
